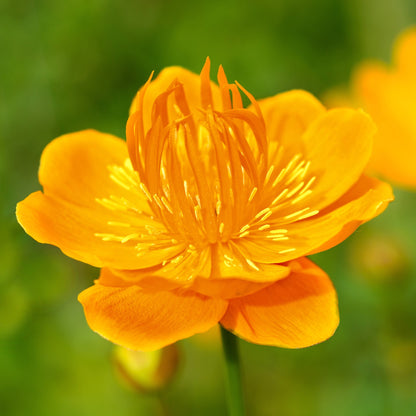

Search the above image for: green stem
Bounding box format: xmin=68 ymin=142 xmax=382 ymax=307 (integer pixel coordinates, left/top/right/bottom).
xmin=220 ymin=326 xmax=245 ymax=416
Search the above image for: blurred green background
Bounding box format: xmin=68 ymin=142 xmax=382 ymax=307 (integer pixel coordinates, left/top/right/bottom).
xmin=2 ymin=0 xmax=416 ymax=415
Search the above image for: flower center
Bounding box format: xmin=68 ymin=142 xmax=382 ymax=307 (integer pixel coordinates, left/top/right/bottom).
xmin=95 ymin=61 xmax=320 ymax=260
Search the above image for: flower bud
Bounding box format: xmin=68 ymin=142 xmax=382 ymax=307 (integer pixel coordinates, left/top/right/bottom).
xmin=113 ymin=343 xmax=180 ymax=393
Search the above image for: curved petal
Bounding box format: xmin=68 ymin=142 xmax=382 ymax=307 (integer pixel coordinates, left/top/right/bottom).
xmin=37 ymin=130 xmax=148 ymax=213
xmin=16 ymin=130 xmax=184 ymax=269
xmin=297 ymin=108 xmax=375 ymax=209
xmin=78 ymin=280 xmax=228 ymax=351
xmin=259 ymin=91 xmax=375 ymax=211
xmin=220 ymin=257 xmax=339 ymax=348
xmin=236 ymin=175 xmax=393 ymax=263
xmin=258 ymin=90 xmax=326 ymax=154
xmin=303 ymin=175 xmax=393 ymax=254
xmin=257 ymin=90 xmax=325 ymax=171
xmin=191 ymin=243 xmax=290 ymax=297
xmin=108 ymin=244 xmax=291 ymax=299
xmin=16 ymin=191 xmax=185 ymax=269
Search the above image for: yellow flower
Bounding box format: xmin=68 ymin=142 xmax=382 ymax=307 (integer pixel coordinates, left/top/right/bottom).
xmin=351 ymin=27 xmax=416 ymax=188
xmin=16 ymin=59 xmax=393 ymax=351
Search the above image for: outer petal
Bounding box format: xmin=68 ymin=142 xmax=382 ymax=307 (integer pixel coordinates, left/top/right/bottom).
xmin=16 ymin=130 xmax=184 ymax=269
xmin=78 ymin=278 xmax=228 ymax=351
xmin=259 ymin=90 xmax=375 ymax=210
xmin=35 ymin=130 xmax=141 ymax=207
xmin=236 ymin=175 xmax=393 ymax=263
xmin=192 ymin=244 xmax=289 ymax=298
xmin=109 ymin=245 xmax=291 ymax=299
xmin=258 ymin=90 xmax=326 ymax=153
xmin=220 ymin=258 xmax=339 ymax=348
xmin=298 ymin=108 xmax=375 ymax=209
xmin=303 ymin=175 xmax=393 ymax=254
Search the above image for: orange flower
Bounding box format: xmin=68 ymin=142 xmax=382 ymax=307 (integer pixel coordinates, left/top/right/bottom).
xmin=16 ymin=59 xmax=393 ymax=351
xmin=351 ymin=27 xmax=416 ymax=188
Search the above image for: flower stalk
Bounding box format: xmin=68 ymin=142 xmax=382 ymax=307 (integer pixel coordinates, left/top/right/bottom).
xmin=220 ymin=326 xmax=245 ymax=416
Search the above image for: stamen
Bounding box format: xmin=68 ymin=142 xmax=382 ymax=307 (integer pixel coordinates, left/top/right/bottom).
xmin=259 ymin=210 xmax=273 ymax=222
xmin=152 ymin=194 xmax=164 ymax=210
xmin=109 ymin=174 xmax=131 ymax=191
xmin=271 ymin=188 xmax=289 ymax=205
xmin=375 ymin=201 xmax=384 ymax=210
xmin=121 ymin=234 xmax=140 ymax=243
xmin=291 ymin=189 xmax=312 ymax=204
xmin=301 ymin=176 xmax=316 ymax=193
xmin=300 ymin=161 xmax=311 ymax=179
xmin=258 ymin=224 xmax=270 ymax=231
xmin=248 ymin=187 xmax=258 ymax=202
xmin=286 ymin=181 xmax=305 ymax=198
xmin=285 ymin=161 xmax=305 ymax=185
xmin=224 ymin=254 xmax=235 ymax=262
xmin=272 ymin=168 xmax=287 ymax=187
xmin=96 ymin=195 xmax=145 ymax=213
xmin=96 ymin=197 xmax=127 ymax=211
xmin=171 ymin=254 xmax=184 ymax=265
xmin=107 ymin=221 xmax=131 ymax=227
xmin=216 ymin=200 xmax=222 ymax=216
xmin=297 ymin=209 xmax=319 ymax=220
xmin=139 ymin=182 xmax=152 ymax=201
xmin=239 ymin=224 xmax=250 ymax=233
xmin=246 ymin=258 xmax=260 ymax=271
xmin=269 ymin=228 xmax=288 ymax=234
xmin=194 ymin=205 xmax=203 ymax=222
xmin=278 ymin=248 xmax=296 ymax=254
xmin=284 ymin=207 xmax=311 ymax=220
xmin=161 ymin=196 xmax=174 ymax=214
xmin=267 ymin=236 xmax=289 ymax=241
xmin=255 ymin=207 xmax=272 ymax=219
xmin=94 ymin=233 xmax=124 ymax=242
xmin=265 ymin=165 xmax=275 ymax=182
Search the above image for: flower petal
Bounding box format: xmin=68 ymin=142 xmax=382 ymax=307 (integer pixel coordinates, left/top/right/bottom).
xmin=38 ymin=130 xmax=148 ymax=211
xmin=17 ymin=192 xmax=185 ymax=269
xmin=303 ymin=175 xmax=393 ymax=254
xmin=258 ymin=90 xmax=326 ymax=154
xmin=16 ymin=130 xmax=184 ymax=269
xmin=259 ymin=90 xmax=375 ymax=210
xmin=108 ymin=244 xmax=291 ymax=299
xmin=192 ymin=244 xmax=290 ymax=298
xmin=220 ymin=257 xmax=339 ymax=348
xmin=298 ymin=108 xmax=375 ymax=209
xmin=78 ymin=277 xmax=228 ymax=351
xmin=236 ymin=175 xmax=393 ymax=263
